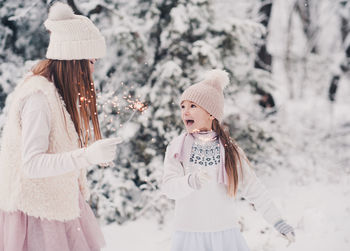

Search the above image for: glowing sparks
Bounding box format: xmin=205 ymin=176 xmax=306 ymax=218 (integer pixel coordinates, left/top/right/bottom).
xmin=122 ymin=99 xmax=148 ymax=125
xmin=93 ymin=80 xmax=149 ymax=134
xmin=131 ymin=100 xmax=148 ymax=112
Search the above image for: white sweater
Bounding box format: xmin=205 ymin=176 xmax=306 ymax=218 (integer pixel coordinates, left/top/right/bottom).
xmin=162 ymin=133 xmax=282 ymax=232
xmin=21 ymin=92 xmax=90 ymax=178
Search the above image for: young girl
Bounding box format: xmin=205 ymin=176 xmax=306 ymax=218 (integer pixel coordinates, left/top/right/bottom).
xmin=0 ymin=2 xmax=121 ymax=251
xmin=162 ymin=69 xmax=295 ymax=251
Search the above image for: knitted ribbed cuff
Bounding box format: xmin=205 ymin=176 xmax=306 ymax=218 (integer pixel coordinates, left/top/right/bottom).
xmin=274 ymin=219 xmax=295 ymax=235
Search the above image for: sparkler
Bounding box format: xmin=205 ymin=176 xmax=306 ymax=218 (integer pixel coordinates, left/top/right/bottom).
xmin=121 ymin=99 xmax=148 ymax=126
xmin=90 ymin=58 xmax=151 ymax=199
xmin=96 ymin=90 xmax=148 ymax=169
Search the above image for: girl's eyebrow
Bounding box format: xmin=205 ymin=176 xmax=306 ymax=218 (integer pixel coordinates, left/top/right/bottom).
xmin=180 ymin=101 xmax=194 ymax=105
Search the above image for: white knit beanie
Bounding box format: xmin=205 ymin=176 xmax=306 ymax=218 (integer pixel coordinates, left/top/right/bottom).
xmin=180 ymin=69 xmax=229 ymax=122
xmin=44 ymin=2 xmax=106 ymax=60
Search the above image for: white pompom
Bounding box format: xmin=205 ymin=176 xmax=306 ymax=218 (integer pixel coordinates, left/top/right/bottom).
xmin=203 ymin=69 xmax=230 ymax=90
xmin=48 ymin=2 xmax=75 ymax=20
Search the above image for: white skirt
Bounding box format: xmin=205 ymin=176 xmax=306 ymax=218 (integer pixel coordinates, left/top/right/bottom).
xmin=171 ymin=227 xmax=250 ymax=251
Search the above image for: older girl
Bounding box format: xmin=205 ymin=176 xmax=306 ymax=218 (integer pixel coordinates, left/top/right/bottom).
xmin=0 ymin=2 xmax=121 ymax=251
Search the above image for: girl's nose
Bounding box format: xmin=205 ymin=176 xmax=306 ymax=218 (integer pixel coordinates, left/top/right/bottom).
xmin=183 ymin=107 xmax=190 ymax=115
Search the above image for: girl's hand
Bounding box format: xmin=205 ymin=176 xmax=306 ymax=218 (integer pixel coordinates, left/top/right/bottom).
xmin=274 ymin=220 xmax=295 ymax=243
xmin=84 ymin=137 xmax=123 ymax=165
xmin=284 ymin=232 xmax=295 ymax=243
xmin=188 ymin=170 xmax=211 ymax=190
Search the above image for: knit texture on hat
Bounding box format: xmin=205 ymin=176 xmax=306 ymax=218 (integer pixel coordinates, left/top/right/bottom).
xmin=180 ymin=69 xmax=229 ymax=122
xmin=44 ymin=2 xmax=106 ymax=60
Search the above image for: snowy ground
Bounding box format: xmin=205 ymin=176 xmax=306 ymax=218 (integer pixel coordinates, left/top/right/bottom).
xmin=100 ymin=79 xmax=350 ymax=251
xmin=101 ymin=172 xmax=350 ymax=251
xmin=101 ymin=166 xmax=350 ymax=251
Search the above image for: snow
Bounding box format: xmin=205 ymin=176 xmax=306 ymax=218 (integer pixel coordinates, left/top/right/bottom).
xmin=1 ymin=0 xmax=350 ymax=250
xmin=98 ymin=0 xmax=350 ymax=245
xmin=101 ymin=168 xmax=350 ymax=251
xmin=102 ymin=218 xmax=172 ymax=251
xmin=100 ymin=44 xmax=350 ymax=250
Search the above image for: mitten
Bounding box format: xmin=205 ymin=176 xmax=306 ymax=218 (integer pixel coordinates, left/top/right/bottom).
xmin=83 ymin=137 xmax=123 ymax=165
xmin=274 ymin=219 xmax=295 ymax=242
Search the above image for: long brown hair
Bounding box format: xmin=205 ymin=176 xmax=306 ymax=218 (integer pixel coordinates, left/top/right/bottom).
xmin=32 ymin=59 xmax=101 ymax=147
xmin=212 ymin=119 xmax=242 ymax=197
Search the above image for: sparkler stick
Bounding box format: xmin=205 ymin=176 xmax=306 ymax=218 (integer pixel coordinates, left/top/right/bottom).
xmin=123 ymin=109 xmax=137 ymax=125
xmin=119 ymin=100 xmax=148 ymax=128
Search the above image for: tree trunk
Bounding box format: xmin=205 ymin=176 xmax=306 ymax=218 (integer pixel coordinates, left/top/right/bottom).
xmin=254 ymin=0 xmax=273 ymax=72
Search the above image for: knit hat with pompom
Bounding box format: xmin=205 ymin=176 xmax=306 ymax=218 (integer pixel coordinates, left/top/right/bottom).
xmin=180 ymin=69 xmax=229 ymax=122
xmin=44 ymin=2 xmax=106 ymax=60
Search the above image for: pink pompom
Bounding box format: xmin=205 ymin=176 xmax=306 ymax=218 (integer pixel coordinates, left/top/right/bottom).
xmin=203 ymin=69 xmax=230 ymax=90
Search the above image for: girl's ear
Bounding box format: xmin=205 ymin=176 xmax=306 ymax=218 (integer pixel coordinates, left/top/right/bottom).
xmin=210 ymin=115 xmax=214 ymax=120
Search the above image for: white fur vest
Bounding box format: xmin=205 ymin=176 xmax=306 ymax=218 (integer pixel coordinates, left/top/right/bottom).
xmin=0 ymin=75 xmax=90 ymax=221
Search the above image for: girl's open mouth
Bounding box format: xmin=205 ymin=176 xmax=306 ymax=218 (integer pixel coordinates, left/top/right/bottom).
xmin=186 ymin=119 xmax=194 ymax=126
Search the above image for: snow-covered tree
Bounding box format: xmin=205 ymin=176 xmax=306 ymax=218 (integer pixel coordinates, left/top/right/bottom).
xmin=0 ymin=0 xmax=283 ymax=224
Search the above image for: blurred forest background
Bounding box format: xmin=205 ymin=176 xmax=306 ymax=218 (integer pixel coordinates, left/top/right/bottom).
xmin=0 ymin=0 xmax=349 ymax=250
